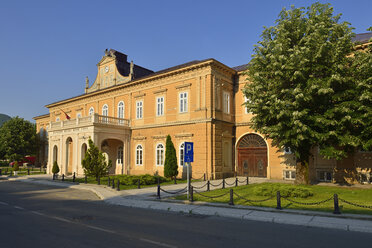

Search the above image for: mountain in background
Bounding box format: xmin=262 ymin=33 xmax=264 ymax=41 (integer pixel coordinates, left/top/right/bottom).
xmin=0 ymin=114 xmax=11 ymax=127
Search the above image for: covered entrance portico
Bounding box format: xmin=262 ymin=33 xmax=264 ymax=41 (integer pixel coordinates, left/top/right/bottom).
xmin=236 ymin=133 xmax=268 ymax=177
xmin=47 ymin=114 xmax=131 ymax=176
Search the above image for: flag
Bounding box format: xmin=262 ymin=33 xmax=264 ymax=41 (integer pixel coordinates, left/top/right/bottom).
xmin=59 ymin=109 xmax=71 ymax=120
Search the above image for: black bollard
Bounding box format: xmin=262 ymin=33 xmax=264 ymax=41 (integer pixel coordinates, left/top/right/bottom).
xmin=190 ymin=186 xmax=194 ymax=202
xmin=6 ymin=168 xmax=8 ymax=175
xmin=203 ymin=173 xmax=205 ymax=181
xmin=157 ymin=185 xmax=161 ymax=199
xmin=53 ymin=173 xmax=55 ymax=180
xmin=97 ymin=176 xmax=100 ymax=185
xmin=73 ymin=172 xmax=75 ymax=183
xmin=138 ymin=179 xmax=141 ymax=189
xmin=112 ymin=179 xmax=115 ymax=189
xmin=108 ymin=177 xmax=111 ymax=187
xmin=62 ymin=174 xmax=65 ymax=181
xmin=276 ymin=191 xmax=282 ymax=210
xmin=40 ymin=167 xmax=42 ymax=172
xmin=222 ymin=178 xmax=225 ymax=189
xmin=207 ymin=180 xmax=210 ymax=191
xmin=84 ymin=175 xmax=87 ymax=184
xmin=0 ymin=169 xmax=2 ymax=176
xmin=235 ymin=177 xmax=238 ymax=187
xmin=333 ymin=194 xmax=341 ymax=214
xmin=27 ymin=169 xmax=30 ymax=175
xmin=229 ymin=189 xmax=234 ymax=205
xmin=117 ymin=180 xmax=120 ymax=191
xmin=157 ymin=177 xmax=160 ymax=186
xmin=246 ymin=176 xmax=249 ymax=185
xmin=174 ymin=176 xmax=177 ymax=184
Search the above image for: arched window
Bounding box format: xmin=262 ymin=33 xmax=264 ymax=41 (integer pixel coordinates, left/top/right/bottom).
xmin=179 ymin=143 xmax=185 ymax=167
xmin=117 ymin=146 xmax=123 ymax=164
xmin=156 ymin=143 xmax=164 ymax=166
xmin=118 ymin=101 xmax=124 ymax=119
xmin=102 ymin=104 xmax=108 ymax=116
xmin=89 ymin=107 xmax=94 ymax=116
xmin=136 ymin=145 xmax=143 ymax=165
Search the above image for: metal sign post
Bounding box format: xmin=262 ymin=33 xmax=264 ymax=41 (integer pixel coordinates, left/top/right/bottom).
xmin=184 ymin=142 xmax=194 ymax=200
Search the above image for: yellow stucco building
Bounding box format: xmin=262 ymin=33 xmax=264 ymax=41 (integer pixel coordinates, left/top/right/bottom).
xmin=34 ymin=33 xmax=372 ymax=183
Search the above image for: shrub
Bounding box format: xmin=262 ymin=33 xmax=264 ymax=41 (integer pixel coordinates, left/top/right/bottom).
xmin=114 ymin=174 xmax=168 ymax=186
xmin=253 ymin=183 xmax=313 ymax=198
xmin=13 ymin=161 xmax=19 ymax=171
xmin=164 ymin=135 xmax=178 ymax=178
xmin=52 ymin=161 xmax=60 ymax=174
xmin=82 ymin=138 xmax=111 ymax=179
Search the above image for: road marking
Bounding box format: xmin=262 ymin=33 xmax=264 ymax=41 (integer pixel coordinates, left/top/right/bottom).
xmin=84 ymin=224 xmax=117 ymax=234
xmin=140 ymin=238 xmax=178 ymax=248
xmin=0 ymin=201 xmax=9 ymax=206
xmin=51 ymin=216 xmax=74 ymax=223
xmin=30 ymin=211 xmax=45 ymax=216
xmin=14 ymin=206 xmax=24 ymax=210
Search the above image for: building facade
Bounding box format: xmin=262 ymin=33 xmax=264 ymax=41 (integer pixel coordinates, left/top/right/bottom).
xmin=34 ymin=34 xmax=372 ymax=182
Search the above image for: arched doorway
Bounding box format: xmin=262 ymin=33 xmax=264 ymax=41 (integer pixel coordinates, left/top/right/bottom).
xmin=237 ymin=134 xmax=267 ymax=177
xmin=66 ymin=137 xmax=73 ymax=174
xmin=101 ymin=139 xmax=124 ymax=174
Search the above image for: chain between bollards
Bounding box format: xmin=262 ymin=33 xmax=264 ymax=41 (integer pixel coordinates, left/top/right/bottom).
xmin=276 ymin=191 xmax=282 ymax=209
xmin=333 ymin=194 xmax=341 ymax=214
xmin=229 ymin=189 xmax=234 ymax=205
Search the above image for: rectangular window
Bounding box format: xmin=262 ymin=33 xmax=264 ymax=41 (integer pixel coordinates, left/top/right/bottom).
xmin=283 ymin=170 xmax=296 ymax=180
xmin=318 ymin=171 xmax=332 ymax=182
xmin=156 ymin=97 xmax=164 ymax=116
xmin=136 ymin=101 xmax=143 ymax=119
xmin=244 ymin=96 xmax=250 ymax=114
xmin=179 ymin=92 xmax=188 ymax=113
xmin=223 ymin=92 xmax=230 ymax=114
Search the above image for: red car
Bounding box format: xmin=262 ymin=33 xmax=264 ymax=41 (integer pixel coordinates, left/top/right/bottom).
xmin=9 ymin=156 xmax=36 ymax=167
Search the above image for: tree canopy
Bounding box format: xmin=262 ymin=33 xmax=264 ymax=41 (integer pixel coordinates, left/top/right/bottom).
xmin=82 ymin=138 xmax=111 ymax=179
xmin=243 ymin=3 xmax=370 ymax=182
xmin=0 ymin=117 xmax=37 ymax=161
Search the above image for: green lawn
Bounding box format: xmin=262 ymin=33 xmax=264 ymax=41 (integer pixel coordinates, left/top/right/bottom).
xmin=1 ymin=167 xmax=46 ymax=176
xmin=63 ymin=175 xmax=200 ymax=191
xmin=174 ymin=183 xmax=372 ymax=215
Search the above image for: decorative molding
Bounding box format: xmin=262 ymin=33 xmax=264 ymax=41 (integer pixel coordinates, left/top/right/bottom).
xmin=151 ymin=135 xmax=167 ymax=139
xmin=175 ymin=83 xmax=192 ymax=90
xmin=133 ymin=136 xmax=147 ymax=140
xmin=75 ymin=107 xmax=83 ymax=111
xmin=175 ymin=133 xmax=193 ymax=138
xmin=153 ymin=88 xmax=167 ymax=94
xmin=134 ymin=93 xmax=146 ymax=98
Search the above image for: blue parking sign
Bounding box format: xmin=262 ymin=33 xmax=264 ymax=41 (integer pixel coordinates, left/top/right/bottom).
xmin=184 ymin=142 xmax=193 ymax=162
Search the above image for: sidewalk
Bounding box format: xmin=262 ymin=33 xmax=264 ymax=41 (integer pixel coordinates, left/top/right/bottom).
xmin=3 ymin=174 xmax=372 ymax=234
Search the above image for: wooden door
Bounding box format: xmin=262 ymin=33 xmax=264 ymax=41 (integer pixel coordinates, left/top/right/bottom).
xmin=238 ymin=148 xmax=267 ymax=177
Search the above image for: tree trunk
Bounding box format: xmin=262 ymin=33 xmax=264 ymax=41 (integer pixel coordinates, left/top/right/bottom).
xmin=295 ymin=161 xmax=310 ymax=184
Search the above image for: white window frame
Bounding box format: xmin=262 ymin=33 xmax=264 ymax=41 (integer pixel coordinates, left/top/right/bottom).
xmin=179 ymin=142 xmax=185 ymax=167
xmin=223 ymin=91 xmax=230 ymax=114
xmin=283 ymin=170 xmax=296 ymax=180
xmin=102 ymin=104 xmax=108 ymax=116
xmin=117 ymin=146 xmax=123 ymax=164
xmin=156 ymin=97 xmax=164 ymax=116
xmin=136 ymin=101 xmax=143 ymax=119
xmin=135 ymin=144 xmax=143 ymax=166
xmin=117 ymin=101 xmax=124 ymax=119
xmin=179 ymin=92 xmax=188 ymax=113
xmin=89 ymin=107 xmax=94 ymax=116
xmin=156 ymin=143 xmax=165 ymax=166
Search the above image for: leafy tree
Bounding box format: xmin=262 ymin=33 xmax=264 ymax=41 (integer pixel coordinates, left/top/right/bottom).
xmin=0 ymin=117 xmax=37 ymax=161
xmin=243 ymin=3 xmax=362 ymax=183
xmin=82 ymin=138 xmax=111 ymax=180
xmin=52 ymin=161 xmax=60 ymax=174
xmin=164 ymin=135 xmax=178 ymax=178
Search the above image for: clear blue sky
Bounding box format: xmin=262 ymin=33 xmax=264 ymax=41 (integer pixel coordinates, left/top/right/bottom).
xmin=0 ymin=0 xmax=370 ymax=122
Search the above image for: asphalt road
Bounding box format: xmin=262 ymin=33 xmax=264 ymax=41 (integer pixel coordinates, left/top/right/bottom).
xmin=1 ymin=181 xmax=372 ymax=248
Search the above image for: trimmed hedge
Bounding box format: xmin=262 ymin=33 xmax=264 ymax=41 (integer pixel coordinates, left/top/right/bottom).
xmin=253 ymin=183 xmax=313 ymax=198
